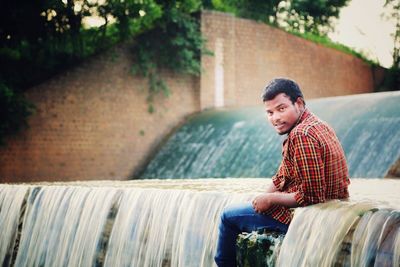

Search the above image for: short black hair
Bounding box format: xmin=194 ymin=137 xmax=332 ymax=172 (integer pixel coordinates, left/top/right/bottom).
xmin=261 ymin=78 xmax=305 ymax=104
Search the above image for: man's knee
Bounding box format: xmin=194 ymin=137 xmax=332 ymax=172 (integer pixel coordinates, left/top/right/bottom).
xmin=220 ymin=202 xmax=251 ymax=226
xmin=220 ymin=205 xmax=233 ymax=225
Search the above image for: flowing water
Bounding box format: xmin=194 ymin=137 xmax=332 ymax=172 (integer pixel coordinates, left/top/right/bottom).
xmin=1 ymin=178 xmax=399 ymax=267
xmin=140 ymin=91 xmax=400 ymax=179
xmin=1 ymin=92 xmax=399 ymax=266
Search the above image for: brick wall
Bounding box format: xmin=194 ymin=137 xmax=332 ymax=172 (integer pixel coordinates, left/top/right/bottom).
xmin=0 ymin=11 xmax=377 ymax=182
xmin=0 ymin=45 xmax=200 ymax=182
xmin=200 ymin=11 xmax=374 ymax=109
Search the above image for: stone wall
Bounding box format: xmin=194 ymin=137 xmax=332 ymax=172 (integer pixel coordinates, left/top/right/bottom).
xmin=0 ymin=11 xmax=378 ymax=182
xmin=200 ymin=11 xmax=374 ymax=109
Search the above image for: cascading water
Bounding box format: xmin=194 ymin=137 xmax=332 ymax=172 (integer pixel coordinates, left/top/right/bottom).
xmin=1 ymin=92 xmax=399 ymax=266
xmin=139 ymin=91 xmax=400 ymax=179
xmin=277 ymin=201 xmax=400 ymax=267
xmin=1 ymin=179 xmax=399 ymax=267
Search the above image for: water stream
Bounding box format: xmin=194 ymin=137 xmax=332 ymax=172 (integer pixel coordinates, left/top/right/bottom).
xmin=1 ymin=92 xmax=399 ymax=266
xmin=1 ymin=179 xmax=399 ymax=266
xmin=140 ymin=92 xmax=400 ymax=179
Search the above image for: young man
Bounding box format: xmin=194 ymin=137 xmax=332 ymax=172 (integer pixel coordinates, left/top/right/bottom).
xmin=214 ymin=78 xmax=350 ymax=267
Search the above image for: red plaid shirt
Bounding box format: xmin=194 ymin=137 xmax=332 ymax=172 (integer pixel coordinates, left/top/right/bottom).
xmin=267 ymin=109 xmax=350 ymax=224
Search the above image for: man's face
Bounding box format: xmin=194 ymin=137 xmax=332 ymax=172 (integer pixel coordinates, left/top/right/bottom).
xmin=264 ymin=93 xmax=304 ymax=135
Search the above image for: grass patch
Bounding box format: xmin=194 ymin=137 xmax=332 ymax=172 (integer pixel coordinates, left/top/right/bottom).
xmin=287 ymin=30 xmax=378 ymax=66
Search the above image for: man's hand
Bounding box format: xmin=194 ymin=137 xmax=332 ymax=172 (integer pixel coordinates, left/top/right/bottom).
xmin=252 ymin=192 xmax=299 ymax=213
xmin=252 ymin=193 xmax=272 ymax=213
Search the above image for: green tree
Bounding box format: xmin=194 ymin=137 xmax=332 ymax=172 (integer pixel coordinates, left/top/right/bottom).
xmin=384 ymin=0 xmax=399 ymax=68
xmin=203 ymin=0 xmax=350 ymax=35
xmin=382 ymin=0 xmax=400 ymax=90
xmin=101 ymin=0 xmax=162 ymax=40
xmin=131 ymin=0 xmax=204 ymax=112
xmin=209 ymin=0 xmax=283 ymax=24
xmin=0 ymin=0 xmax=206 ymax=144
xmin=0 ymin=83 xmax=34 ymax=146
xmin=280 ymin=0 xmax=350 ymax=35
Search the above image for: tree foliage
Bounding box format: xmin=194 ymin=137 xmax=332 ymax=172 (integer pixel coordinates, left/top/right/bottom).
xmin=384 ymin=0 xmax=400 ymax=69
xmin=1 ymin=0 xmax=119 ymax=145
xmin=131 ymin=1 xmax=205 ymax=112
xmin=382 ymin=0 xmax=400 ymax=90
xmin=207 ymin=0 xmax=283 ymax=24
xmin=0 ymin=0 xmax=205 ymax=143
xmin=0 ymin=82 xmax=34 ymax=145
xmin=284 ymin=0 xmax=350 ymax=35
xmin=204 ymin=0 xmax=350 ymax=35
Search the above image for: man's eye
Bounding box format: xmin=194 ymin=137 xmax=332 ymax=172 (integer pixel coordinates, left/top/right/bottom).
xmin=279 ymin=107 xmax=285 ymax=112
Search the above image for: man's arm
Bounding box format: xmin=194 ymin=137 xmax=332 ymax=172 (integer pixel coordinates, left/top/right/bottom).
xmin=265 ymin=182 xmax=279 ymax=193
xmin=291 ymin=133 xmax=326 ymax=206
xmin=253 ymin=133 xmax=325 ymax=213
xmin=252 ymin=192 xmax=298 ymax=213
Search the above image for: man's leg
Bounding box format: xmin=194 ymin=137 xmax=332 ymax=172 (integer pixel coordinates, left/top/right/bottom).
xmin=214 ymin=202 xmax=288 ymax=267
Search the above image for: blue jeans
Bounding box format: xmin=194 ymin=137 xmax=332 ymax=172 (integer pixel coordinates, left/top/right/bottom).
xmin=214 ymin=202 xmax=289 ymax=267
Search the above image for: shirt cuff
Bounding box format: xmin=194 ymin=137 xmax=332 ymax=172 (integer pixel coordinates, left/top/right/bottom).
xmin=294 ymin=191 xmax=306 ymax=206
xmin=272 ymin=175 xmax=284 ymax=190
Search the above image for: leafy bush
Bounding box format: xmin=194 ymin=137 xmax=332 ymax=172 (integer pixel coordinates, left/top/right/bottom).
xmin=0 ymin=83 xmax=35 ymax=146
xmin=131 ymin=8 xmax=206 ymax=112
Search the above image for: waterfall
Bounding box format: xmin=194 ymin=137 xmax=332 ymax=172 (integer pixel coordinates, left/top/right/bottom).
xmin=0 ymin=182 xmax=249 ymax=267
xmin=13 ymin=186 xmax=120 ymax=267
xmin=1 ymin=179 xmax=399 ymax=266
xmin=3 ymin=92 xmax=399 ymax=266
xmin=139 ymin=91 xmax=400 ymax=179
xmin=276 ymin=202 xmax=400 ymax=266
xmin=0 ymin=186 xmax=29 ymax=266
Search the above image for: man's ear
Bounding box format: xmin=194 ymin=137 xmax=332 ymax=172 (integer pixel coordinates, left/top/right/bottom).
xmin=295 ymin=97 xmax=305 ymax=108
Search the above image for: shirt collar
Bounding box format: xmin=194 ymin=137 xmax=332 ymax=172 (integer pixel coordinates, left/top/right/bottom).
xmin=283 ymin=108 xmax=311 ymax=142
xmin=296 ymin=108 xmax=311 ymax=127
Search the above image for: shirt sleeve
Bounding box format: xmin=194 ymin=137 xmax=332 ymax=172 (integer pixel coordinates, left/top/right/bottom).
xmin=272 ymin=166 xmax=285 ymax=190
xmin=291 ymin=133 xmax=326 ymax=206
